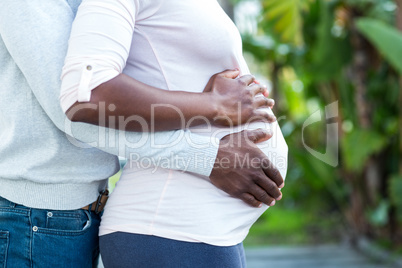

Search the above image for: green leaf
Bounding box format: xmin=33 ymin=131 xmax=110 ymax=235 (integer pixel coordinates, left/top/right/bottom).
xmin=311 ymin=1 xmax=352 ymax=80
xmin=241 ymin=35 xmax=275 ymax=61
xmin=389 ymin=175 xmax=402 ymax=222
xmin=356 ymin=18 xmax=402 ymax=74
xmin=342 ymin=129 xmax=387 ymax=172
xmin=368 ymin=200 xmax=390 ymax=227
xmin=291 ymin=148 xmax=346 ymax=206
xmin=389 ymin=175 xmax=402 ymax=209
xmin=264 ymin=0 xmax=293 ymax=20
xmin=262 ymin=0 xmax=309 ymax=45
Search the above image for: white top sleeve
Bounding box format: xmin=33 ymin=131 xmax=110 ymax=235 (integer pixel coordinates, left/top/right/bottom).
xmin=60 ymin=0 xmax=138 ymax=112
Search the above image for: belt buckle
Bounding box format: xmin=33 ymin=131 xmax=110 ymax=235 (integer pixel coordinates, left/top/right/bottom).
xmin=94 ymin=189 xmax=109 ymax=214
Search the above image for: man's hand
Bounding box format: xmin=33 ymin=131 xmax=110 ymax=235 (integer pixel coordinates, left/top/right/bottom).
xmin=203 ymin=69 xmax=276 ymax=127
xmin=209 ymin=128 xmax=284 ymax=207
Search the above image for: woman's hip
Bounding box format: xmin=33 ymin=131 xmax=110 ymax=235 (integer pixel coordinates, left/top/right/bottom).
xmin=99 ymin=232 xmax=246 ymax=268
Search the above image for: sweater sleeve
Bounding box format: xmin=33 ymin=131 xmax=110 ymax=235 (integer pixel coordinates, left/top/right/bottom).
xmin=0 ymin=0 xmax=219 ymax=177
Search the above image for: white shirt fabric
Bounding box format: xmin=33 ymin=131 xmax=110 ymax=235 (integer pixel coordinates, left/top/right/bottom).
xmin=61 ymin=0 xmax=288 ymax=246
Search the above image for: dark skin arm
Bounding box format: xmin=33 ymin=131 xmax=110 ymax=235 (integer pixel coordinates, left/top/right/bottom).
xmin=66 ymin=69 xmax=275 ymax=131
xmin=65 ymin=69 xmax=284 ymax=208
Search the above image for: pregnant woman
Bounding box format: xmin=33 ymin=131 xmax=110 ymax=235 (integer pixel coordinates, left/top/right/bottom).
xmin=60 ymin=0 xmax=288 ymax=267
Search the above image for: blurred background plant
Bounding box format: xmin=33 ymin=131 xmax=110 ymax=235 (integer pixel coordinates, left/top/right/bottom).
xmin=214 ymin=0 xmax=402 ymax=251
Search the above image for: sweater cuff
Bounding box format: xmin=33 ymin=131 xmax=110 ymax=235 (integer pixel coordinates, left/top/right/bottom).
xmin=175 ymin=131 xmax=219 ymax=177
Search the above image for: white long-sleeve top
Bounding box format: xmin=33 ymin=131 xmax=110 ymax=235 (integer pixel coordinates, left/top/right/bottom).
xmin=61 ymin=0 xmax=288 ymax=246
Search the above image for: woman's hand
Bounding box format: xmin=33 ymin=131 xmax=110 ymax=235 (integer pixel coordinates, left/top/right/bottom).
xmin=203 ymin=69 xmax=276 ymax=127
xmin=67 ymin=70 xmax=276 ymax=132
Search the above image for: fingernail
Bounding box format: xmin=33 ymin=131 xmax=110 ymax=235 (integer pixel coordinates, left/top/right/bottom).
xmin=276 ymin=194 xmax=282 ymax=201
xmin=254 ymin=80 xmax=260 ymax=84
xmin=269 ymin=200 xmax=276 ymax=206
xmin=279 ymin=183 xmax=285 ymax=188
xmin=258 ymin=203 xmax=263 ymax=208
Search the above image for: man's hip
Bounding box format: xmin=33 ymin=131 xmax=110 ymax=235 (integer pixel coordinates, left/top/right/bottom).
xmin=0 ymin=196 xmax=101 ymax=268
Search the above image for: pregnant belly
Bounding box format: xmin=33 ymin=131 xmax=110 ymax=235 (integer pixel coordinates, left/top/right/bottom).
xmin=104 ymin=108 xmax=288 ymax=246
xmin=189 ymin=108 xmax=288 ymax=174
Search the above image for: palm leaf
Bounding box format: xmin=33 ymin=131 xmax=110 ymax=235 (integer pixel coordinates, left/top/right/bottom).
xmin=356 ymin=18 xmax=402 ymax=74
xmin=262 ymin=0 xmax=309 ymax=45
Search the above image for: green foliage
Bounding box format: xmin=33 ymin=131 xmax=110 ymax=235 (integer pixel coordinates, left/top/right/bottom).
xmin=346 ymin=0 xmax=397 ymax=24
xmin=241 ymin=0 xmax=401 ymax=245
xmin=389 ymin=175 xmax=402 ymax=221
xmin=246 ymin=204 xmax=343 ymax=245
xmin=246 ymin=207 xmax=311 ymax=245
xmin=357 ymin=18 xmax=402 ymax=74
xmin=311 ymin=1 xmax=352 ymax=80
xmin=292 ymin=147 xmax=345 ymax=205
xmin=342 ymin=129 xmax=388 ymax=172
xmin=368 ymin=200 xmax=390 ymax=226
xmin=241 ymin=35 xmax=275 ymax=62
xmin=262 ymin=0 xmax=310 ymax=45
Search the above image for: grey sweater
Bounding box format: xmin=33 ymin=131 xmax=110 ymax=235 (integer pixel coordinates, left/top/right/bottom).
xmin=0 ymin=0 xmax=218 ymax=210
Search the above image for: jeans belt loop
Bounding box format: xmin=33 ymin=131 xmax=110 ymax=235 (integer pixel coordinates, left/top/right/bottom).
xmin=82 ymin=189 xmax=109 ymax=214
xmin=94 ymin=189 xmax=109 ymax=214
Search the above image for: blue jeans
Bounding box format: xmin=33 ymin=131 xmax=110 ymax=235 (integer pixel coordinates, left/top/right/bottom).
xmin=0 ymin=196 xmax=101 ymax=268
xmin=100 ymin=232 xmax=246 ymax=268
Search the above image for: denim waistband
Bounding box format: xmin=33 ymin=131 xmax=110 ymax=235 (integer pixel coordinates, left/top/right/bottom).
xmin=0 ymin=195 xmax=17 ymax=208
xmin=0 ymin=195 xmax=89 ymax=213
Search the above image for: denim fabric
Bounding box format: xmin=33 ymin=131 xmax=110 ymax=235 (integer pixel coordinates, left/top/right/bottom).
xmin=0 ymin=196 xmax=101 ymax=268
xmin=100 ymin=232 xmax=246 ymax=268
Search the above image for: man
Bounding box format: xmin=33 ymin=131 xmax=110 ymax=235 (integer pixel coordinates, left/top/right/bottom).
xmin=0 ymin=0 xmax=284 ymax=267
